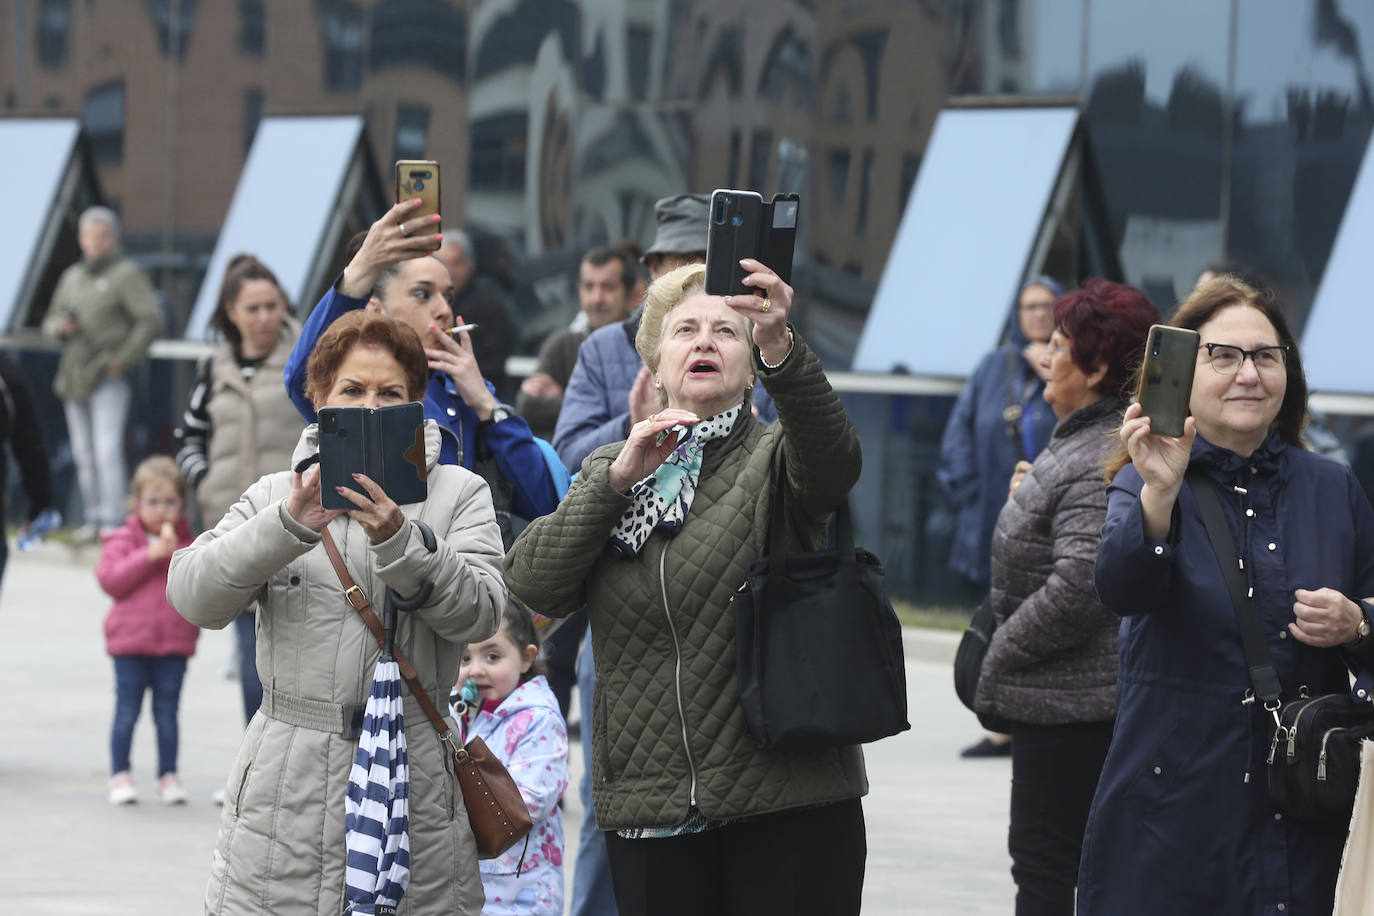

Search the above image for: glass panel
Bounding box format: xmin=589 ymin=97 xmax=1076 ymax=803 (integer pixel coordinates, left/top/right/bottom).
xmin=1230 ymin=0 xmax=1374 ymax=330
xmin=83 ymin=81 xmax=125 ymax=165
xmin=853 ymin=105 xmax=1078 ymax=375
xmin=1083 ymin=0 xmax=1229 ymax=307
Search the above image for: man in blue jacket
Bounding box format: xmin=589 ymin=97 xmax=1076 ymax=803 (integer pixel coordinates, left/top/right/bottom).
xmin=284 ymin=200 xmax=560 ymax=534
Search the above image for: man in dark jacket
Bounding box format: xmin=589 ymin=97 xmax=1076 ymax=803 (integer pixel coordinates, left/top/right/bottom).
xmin=0 ymin=352 xmax=55 ymax=585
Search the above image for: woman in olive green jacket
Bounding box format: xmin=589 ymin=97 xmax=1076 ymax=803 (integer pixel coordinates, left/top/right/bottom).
xmin=504 ymin=262 xmax=866 ymax=915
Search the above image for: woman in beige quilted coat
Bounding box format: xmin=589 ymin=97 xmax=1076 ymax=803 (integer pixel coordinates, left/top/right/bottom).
xmin=169 ymin=310 xmax=505 ymax=915
xmin=505 ymin=261 xmax=867 ymax=915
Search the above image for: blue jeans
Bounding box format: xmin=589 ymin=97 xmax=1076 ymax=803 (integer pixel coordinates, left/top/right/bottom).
xmin=571 ymin=635 xmax=620 ymax=916
xmin=234 ymin=610 xmax=262 ymax=724
xmin=111 ymin=654 xmax=188 ymax=777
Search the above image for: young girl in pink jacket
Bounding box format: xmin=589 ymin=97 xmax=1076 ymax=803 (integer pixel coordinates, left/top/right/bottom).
xmin=97 ymin=455 xmax=198 ymax=805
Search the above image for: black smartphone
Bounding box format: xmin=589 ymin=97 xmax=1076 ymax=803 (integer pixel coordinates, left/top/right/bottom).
xmin=1136 ymin=325 xmax=1200 ymax=438
xmin=318 ymin=402 xmax=428 ymax=510
xmin=704 ymin=189 xmax=800 ymax=297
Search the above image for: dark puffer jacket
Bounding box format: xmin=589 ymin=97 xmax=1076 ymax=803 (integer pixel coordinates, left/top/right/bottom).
xmin=975 ymin=396 xmax=1124 ymax=725
xmin=504 ymin=331 xmax=867 ymax=830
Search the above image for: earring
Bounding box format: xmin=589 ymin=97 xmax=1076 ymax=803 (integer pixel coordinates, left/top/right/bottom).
xmin=746 ymin=381 xmax=754 ymax=391
xmin=653 ymin=376 xmax=662 ymax=389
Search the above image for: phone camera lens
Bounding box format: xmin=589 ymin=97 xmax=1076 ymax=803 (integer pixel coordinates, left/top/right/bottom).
xmin=731 ymin=215 xmax=742 ymax=227
xmin=412 ymin=180 xmax=425 ymax=191
xmin=1151 ymin=346 xmax=1160 ymax=358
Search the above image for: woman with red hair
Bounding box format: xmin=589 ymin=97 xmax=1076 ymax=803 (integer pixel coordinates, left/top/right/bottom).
xmin=974 ymin=278 xmax=1158 ymax=914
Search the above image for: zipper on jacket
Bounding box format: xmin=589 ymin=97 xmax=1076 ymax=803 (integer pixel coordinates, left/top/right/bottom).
xmin=658 ymin=547 xmax=700 ymax=808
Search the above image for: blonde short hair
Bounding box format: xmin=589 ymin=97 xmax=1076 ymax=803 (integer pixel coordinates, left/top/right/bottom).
xmin=634 ymin=264 xmax=756 ymax=408
xmin=128 ymin=455 xmax=185 ymax=507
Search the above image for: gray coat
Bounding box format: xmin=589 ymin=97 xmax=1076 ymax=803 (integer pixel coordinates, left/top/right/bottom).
xmin=168 ymin=421 xmax=505 ymax=916
xmin=975 ymin=396 xmax=1123 ymax=726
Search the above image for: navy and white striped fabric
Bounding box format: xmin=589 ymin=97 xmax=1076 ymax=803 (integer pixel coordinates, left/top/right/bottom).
xmin=344 ymin=660 xmax=411 ymax=915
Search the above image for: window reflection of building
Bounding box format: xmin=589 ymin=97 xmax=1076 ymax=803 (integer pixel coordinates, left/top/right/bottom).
xmin=319 ymin=0 xmax=364 ymax=92
xmin=83 ymin=81 xmax=125 ymax=166
xmin=238 ymin=0 xmax=265 ymax=57
xmin=37 ymin=0 xmax=73 ymax=69
xmin=144 ymin=0 xmax=202 ymax=60
xmin=393 ymin=103 xmax=431 ymax=162
xmin=370 ymin=0 xmax=466 ymax=83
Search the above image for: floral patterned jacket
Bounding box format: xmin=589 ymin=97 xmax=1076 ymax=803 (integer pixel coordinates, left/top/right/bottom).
xmin=462 ymin=675 xmax=568 ymax=916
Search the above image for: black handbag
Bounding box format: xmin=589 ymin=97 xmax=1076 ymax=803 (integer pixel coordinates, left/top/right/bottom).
xmin=953 ymin=595 xmax=1015 ymax=734
xmin=1190 ymin=471 xmax=1374 ymax=827
xmin=733 ymin=461 xmax=911 ymax=750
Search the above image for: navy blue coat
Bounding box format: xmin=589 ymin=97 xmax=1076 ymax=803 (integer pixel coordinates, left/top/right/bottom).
xmin=937 ymin=316 xmax=1056 ymax=585
xmin=1079 ymin=433 xmax=1374 ymax=916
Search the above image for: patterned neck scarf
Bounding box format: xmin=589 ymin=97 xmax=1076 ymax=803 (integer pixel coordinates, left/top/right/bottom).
xmin=609 ymin=403 xmax=743 ymax=558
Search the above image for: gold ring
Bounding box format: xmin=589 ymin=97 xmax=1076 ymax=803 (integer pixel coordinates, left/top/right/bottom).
xmin=760 ymin=298 xmax=771 ymax=313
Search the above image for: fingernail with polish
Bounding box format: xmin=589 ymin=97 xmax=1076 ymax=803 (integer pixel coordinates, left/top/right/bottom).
xmin=351 ymin=473 xmax=361 ymax=479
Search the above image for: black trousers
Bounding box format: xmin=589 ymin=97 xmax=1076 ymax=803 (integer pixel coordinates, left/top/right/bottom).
xmin=1008 ymin=720 xmax=1114 ymax=916
xmin=604 ymin=798 xmax=866 ymax=916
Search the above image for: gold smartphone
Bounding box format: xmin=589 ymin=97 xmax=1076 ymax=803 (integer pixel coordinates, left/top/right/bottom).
xmin=395 ymin=159 xmax=441 ymax=249
xmin=1135 ymin=325 xmax=1200 ymax=438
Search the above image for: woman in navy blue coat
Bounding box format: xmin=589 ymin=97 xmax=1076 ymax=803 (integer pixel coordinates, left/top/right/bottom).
xmin=1078 ymin=275 xmax=1374 ymax=915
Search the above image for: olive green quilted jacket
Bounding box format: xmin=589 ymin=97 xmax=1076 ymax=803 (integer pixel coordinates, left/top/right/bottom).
xmin=504 ymin=332 xmax=868 ymax=830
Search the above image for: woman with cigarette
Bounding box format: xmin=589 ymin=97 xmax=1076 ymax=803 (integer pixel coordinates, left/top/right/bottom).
xmin=284 ymin=198 xmax=561 ymax=542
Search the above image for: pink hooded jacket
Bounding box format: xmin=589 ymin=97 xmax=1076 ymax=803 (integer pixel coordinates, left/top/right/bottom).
xmin=98 ymin=513 xmax=199 ymax=657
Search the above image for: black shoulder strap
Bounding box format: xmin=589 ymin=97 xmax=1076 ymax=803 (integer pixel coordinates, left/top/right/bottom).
xmin=766 ymin=454 xmax=856 ymax=576
xmin=1002 ymin=349 xmax=1026 ymax=461
xmin=1186 ymin=469 xmax=1283 ymax=704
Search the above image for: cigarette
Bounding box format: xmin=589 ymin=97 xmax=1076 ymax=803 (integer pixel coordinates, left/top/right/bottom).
xmin=445 ymin=323 xmax=478 ymax=335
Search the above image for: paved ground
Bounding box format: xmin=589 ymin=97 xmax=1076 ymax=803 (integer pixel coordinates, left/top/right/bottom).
xmin=0 ymin=542 xmax=1013 ymax=914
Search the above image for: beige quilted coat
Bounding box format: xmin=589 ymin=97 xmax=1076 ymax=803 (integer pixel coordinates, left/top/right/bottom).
xmin=505 ymin=332 xmax=869 ymax=831
xmin=168 ymin=421 xmax=505 ymax=915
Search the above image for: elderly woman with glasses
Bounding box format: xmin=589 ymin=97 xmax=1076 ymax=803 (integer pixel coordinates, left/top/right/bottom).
xmin=1076 ymin=276 xmax=1374 ymax=916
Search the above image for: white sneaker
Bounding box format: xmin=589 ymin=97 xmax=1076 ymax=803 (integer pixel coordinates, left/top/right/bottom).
xmin=157 ymin=773 xmax=187 ymax=805
xmin=108 ymin=771 xmax=137 ymax=805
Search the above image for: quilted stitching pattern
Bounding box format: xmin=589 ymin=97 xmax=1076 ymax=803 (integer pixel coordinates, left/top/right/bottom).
xmin=506 ymin=336 xmax=869 ymax=829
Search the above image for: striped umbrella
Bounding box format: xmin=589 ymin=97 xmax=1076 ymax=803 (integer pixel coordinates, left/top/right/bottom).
xmin=343 ymin=655 xmax=411 ymax=912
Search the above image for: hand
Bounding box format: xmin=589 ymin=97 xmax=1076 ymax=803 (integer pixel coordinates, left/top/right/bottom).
xmin=1023 ymin=341 xmax=1050 ymax=380
xmin=333 ymin=473 xmax=407 ymax=544
xmin=146 ymin=529 xmax=178 ymax=561
xmin=1008 ymin=460 xmax=1033 ymax=499
xmin=728 ymin=258 xmax=793 ymax=364
xmin=285 ymin=465 xmax=344 ymax=532
xmin=105 ymin=360 xmax=123 ymax=380
xmin=628 ymin=366 xmax=659 ymax=426
xmin=1120 ymin=401 xmax=1195 ymax=497
xmin=424 ymin=322 xmax=496 ymax=415
xmin=339 ymin=198 xmax=443 ymax=299
xmin=520 ymin=372 xmax=563 ymax=398
xmin=608 ymin=408 xmax=700 ymax=494
xmin=1290 ymin=588 xmax=1364 ymax=648
xmin=59 ymin=314 xmax=79 ymax=338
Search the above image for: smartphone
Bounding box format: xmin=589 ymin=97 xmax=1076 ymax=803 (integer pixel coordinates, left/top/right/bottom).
xmin=1136 ymin=325 xmax=1200 ymax=438
xmin=318 ymin=402 xmax=428 ymax=510
xmin=395 ymin=159 xmax=441 ymax=249
xmin=704 ymin=189 xmax=800 ymax=297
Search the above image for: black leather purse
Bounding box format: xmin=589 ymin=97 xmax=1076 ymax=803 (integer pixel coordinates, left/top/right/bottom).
xmin=732 ymin=460 xmax=910 ymax=751
xmin=953 ymin=595 xmax=1015 ymax=734
xmin=1190 ymin=471 xmax=1374 ymax=827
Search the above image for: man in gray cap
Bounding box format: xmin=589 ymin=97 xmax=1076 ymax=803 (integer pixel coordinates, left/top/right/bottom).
xmin=548 ymin=193 xmax=776 ymax=916
xmin=639 ymin=192 xmax=710 ymax=280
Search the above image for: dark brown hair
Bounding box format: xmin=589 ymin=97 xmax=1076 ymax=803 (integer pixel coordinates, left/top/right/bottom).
xmin=304 ymin=310 xmax=429 ymax=405
xmin=1104 ymin=274 xmax=1308 ymax=481
xmin=210 ymin=254 xmax=287 ymax=351
xmin=499 ymin=599 xmax=546 ymax=683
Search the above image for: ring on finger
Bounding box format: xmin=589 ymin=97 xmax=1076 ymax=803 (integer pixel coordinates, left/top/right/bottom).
xmin=397 ymin=219 xmax=409 ymax=237
xmin=760 ymin=297 xmax=771 ymax=313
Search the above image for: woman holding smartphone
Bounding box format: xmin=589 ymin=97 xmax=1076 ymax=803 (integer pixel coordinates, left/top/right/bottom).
xmin=283 ymin=197 xmax=561 ymax=545
xmin=170 ymin=309 xmax=505 ymax=915
xmin=1077 ymin=275 xmax=1374 ymax=915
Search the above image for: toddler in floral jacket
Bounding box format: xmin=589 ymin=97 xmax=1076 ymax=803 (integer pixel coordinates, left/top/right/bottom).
xmin=455 ymin=601 xmax=569 ymax=915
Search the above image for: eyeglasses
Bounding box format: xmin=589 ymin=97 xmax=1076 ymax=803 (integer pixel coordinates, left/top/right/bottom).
xmin=1046 ymin=343 xmax=1070 ymax=357
xmin=1201 ymin=342 xmax=1290 ymax=375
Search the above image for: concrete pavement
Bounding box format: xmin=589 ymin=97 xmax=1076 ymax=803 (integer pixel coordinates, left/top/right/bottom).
xmin=0 ymin=542 xmax=1013 ymax=914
